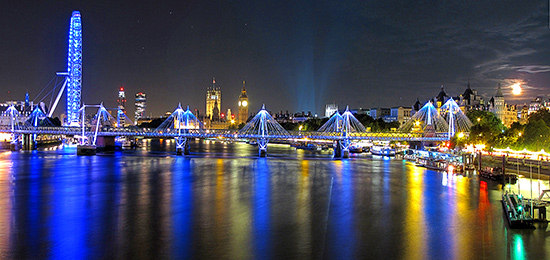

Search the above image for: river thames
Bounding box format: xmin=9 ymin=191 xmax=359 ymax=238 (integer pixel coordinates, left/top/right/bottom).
xmin=0 ymin=139 xmax=548 ymax=259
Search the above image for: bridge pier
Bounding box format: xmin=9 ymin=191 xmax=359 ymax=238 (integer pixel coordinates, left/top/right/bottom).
xmin=258 ymin=138 xmax=268 ymax=157
xmin=176 ymin=137 xmax=191 ymax=155
xmin=333 ymin=140 xmax=350 ymax=158
xmin=333 ymin=141 xmax=342 ymax=158
xmin=96 ymin=136 xmax=116 ymax=152
xmin=342 ymin=148 xmax=350 ymax=158
xmin=342 ymin=139 xmax=350 ymax=158
xmin=10 ymin=142 xmax=20 ymax=151
xmin=22 ymin=134 xmax=36 ymax=150
xmin=77 ymin=145 xmax=97 ymax=155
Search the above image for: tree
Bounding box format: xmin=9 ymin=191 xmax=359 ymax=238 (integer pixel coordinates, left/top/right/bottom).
xmin=520 ymin=119 xmax=550 ymax=151
xmin=466 ymin=110 xmax=504 ymax=146
xmin=528 ymin=109 xmax=550 ymax=126
xmin=492 ymin=121 xmax=524 ymax=149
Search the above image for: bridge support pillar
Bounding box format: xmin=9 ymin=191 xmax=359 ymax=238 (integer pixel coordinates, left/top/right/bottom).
xmin=96 ymin=136 xmax=116 ymax=152
xmin=77 ymin=145 xmax=97 ymax=155
xmin=258 ymin=138 xmax=268 ymax=157
xmin=333 ymin=141 xmax=342 ymax=158
xmin=342 ymin=139 xmax=350 ymax=158
xmin=176 ymin=137 xmax=190 ymax=155
xmin=22 ymin=134 xmax=36 ymax=150
xmin=342 ymin=148 xmax=350 ymax=158
xmin=334 ymin=139 xmax=350 ymax=158
xmin=10 ymin=141 xmax=20 ymax=151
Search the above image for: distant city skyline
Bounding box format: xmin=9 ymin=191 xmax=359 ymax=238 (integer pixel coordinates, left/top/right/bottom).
xmin=1 ymin=1 xmax=549 ymax=118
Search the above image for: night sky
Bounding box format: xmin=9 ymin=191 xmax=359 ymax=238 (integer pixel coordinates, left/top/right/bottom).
xmin=1 ymin=1 xmax=549 ymax=118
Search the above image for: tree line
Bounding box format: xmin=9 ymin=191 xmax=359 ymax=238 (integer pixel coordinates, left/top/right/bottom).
xmin=455 ymin=109 xmax=550 ymax=152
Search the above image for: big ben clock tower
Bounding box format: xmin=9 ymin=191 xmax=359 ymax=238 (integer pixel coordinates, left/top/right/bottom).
xmin=238 ymin=81 xmax=248 ymax=124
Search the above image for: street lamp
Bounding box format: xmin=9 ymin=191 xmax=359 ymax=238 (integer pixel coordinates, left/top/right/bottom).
xmin=299 ymin=125 xmax=303 ymax=135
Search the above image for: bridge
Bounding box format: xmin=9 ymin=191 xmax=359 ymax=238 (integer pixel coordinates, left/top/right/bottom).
xmin=1 ymin=103 xmax=452 ymax=157
xmin=1 ymin=11 xmax=467 ymax=157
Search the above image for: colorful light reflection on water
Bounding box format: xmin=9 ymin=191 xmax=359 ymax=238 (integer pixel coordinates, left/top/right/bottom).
xmin=0 ymin=142 xmax=548 ymax=259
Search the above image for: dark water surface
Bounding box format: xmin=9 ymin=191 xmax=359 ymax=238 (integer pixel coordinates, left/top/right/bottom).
xmin=0 ymin=139 xmax=548 ymax=259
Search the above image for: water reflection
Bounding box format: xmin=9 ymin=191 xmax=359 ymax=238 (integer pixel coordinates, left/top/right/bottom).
xmin=297 ymin=160 xmax=311 ymax=258
xmin=0 ymin=142 xmax=549 ymax=259
xmin=326 ymin=160 xmax=355 ymax=259
xmin=0 ymin=153 xmax=10 ymax=255
xmin=253 ymin=158 xmax=271 ymax=259
xmin=170 ymin=157 xmax=193 ymax=258
xmin=403 ymin=165 xmax=427 ymax=260
xmin=49 ymin=156 xmax=91 ymax=259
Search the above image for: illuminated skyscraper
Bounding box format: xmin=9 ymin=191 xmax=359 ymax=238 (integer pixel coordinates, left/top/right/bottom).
xmin=238 ymin=81 xmax=248 ymax=124
xmin=117 ymin=87 xmax=127 ymax=125
xmin=135 ymin=92 xmax=146 ymax=123
xmin=206 ymin=78 xmax=221 ymax=120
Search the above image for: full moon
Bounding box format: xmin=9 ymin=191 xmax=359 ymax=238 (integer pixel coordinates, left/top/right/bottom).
xmin=511 ymin=83 xmax=522 ymax=95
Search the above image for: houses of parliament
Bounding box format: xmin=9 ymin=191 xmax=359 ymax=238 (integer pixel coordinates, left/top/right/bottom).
xmin=205 ymin=78 xmax=248 ymax=128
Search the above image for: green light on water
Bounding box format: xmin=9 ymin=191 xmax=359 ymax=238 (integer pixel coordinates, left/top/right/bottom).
xmin=512 ymin=234 xmax=525 ymax=260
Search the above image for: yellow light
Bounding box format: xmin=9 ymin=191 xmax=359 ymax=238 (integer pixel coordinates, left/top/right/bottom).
xmin=231 ymin=119 xmax=235 ymax=124
xmin=518 ymin=132 xmax=522 ymax=137
xmin=457 ymin=132 xmax=464 ymax=138
xmin=447 ymin=164 xmax=454 ymax=174
xmin=0 ymin=133 xmax=11 ymax=142
xmin=477 ymin=118 xmax=481 ymax=122
xmin=242 ymin=100 xmax=248 ymax=107
xmin=299 ymin=125 xmax=303 ymax=131
xmin=511 ymin=82 xmax=522 ymax=95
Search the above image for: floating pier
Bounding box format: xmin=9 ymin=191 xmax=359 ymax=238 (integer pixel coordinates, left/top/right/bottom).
xmin=501 ymin=192 xmax=535 ymax=229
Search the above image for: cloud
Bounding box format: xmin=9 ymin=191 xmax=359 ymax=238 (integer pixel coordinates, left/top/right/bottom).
xmin=515 ymin=65 xmax=550 ymax=74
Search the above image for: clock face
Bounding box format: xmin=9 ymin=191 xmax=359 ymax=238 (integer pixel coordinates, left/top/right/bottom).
xmin=238 ymin=101 xmax=242 ymax=106
xmin=242 ymin=100 xmax=248 ymax=107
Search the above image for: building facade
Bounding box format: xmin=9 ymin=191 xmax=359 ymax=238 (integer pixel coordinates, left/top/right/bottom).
xmin=325 ymin=103 xmax=338 ymax=118
xmin=370 ymin=107 xmax=391 ymax=119
xmin=491 ymin=84 xmax=518 ymax=127
xmin=238 ymin=81 xmax=248 ymax=124
xmin=134 ymin=92 xmax=146 ymax=124
xmin=529 ymin=97 xmax=544 ymax=115
xmin=460 ymin=80 xmax=485 ymax=112
xmin=390 ymin=106 xmax=412 ymax=125
xmin=117 ymin=87 xmax=127 ymax=126
xmin=206 ymin=78 xmax=221 ymax=121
